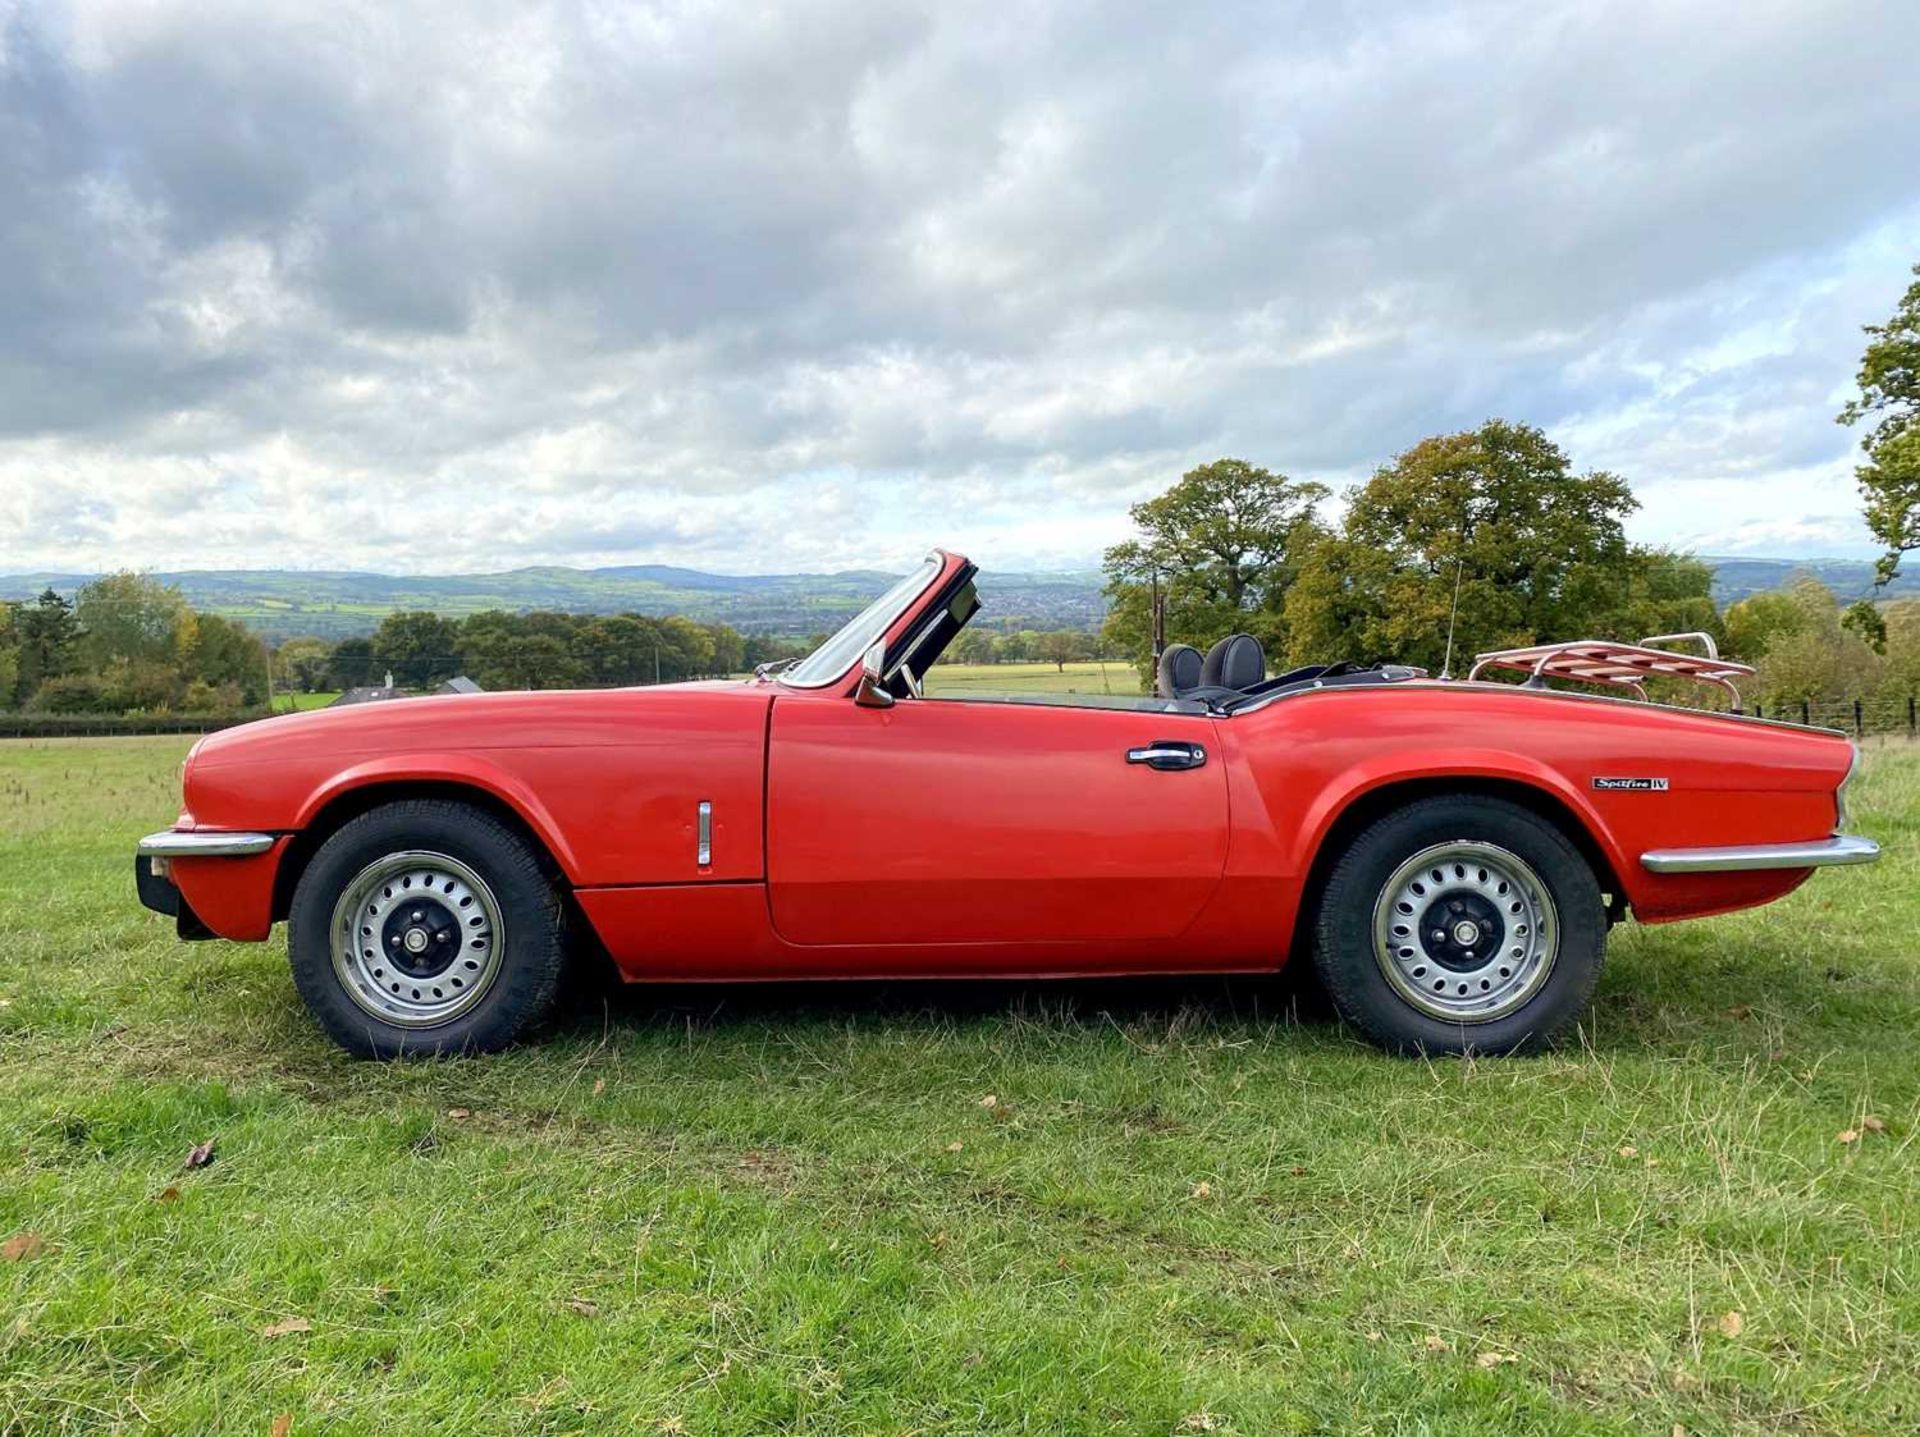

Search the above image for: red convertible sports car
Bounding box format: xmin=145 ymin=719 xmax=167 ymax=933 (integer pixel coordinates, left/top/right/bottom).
xmin=136 ymin=549 xmax=1878 ymax=1058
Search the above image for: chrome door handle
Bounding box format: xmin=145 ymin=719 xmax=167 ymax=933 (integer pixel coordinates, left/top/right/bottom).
xmin=1126 ymin=741 xmax=1206 ymax=771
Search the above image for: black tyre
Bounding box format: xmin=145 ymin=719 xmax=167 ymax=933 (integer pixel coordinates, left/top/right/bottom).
xmin=1309 ymin=795 xmax=1606 ymax=1056
xmin=287 ymin=799 xmax=567 ymax=1058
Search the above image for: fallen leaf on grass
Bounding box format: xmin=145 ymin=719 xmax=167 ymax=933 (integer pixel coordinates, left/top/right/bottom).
xmin=1837 ymin=1128 xmax=1859 ymax=1145
xmin=1862 ymin=1115 xmax=1887 ymax=1134
xmin=978 ymin=1093 xmax=997 ymax=1109
xmin=260 ymin=1317 xmax=311 ymax=1339
xmin=1717 ymin=1310 xmax=1744 ymax=1338
xmin=944 ymin=1141 xmax=964 ymax=1153
xmin=1423 ymin=1333 xmax=1449 ymax=1352
xmin=929 ymin=1231 xmax=949 ymax=1248
xmin=1475 ymin=1351 xmax=1518 ymax=1368
xmin=1617 ymin=1145 xmax=1638 ymax=1159
xmin=2 ymin=1232 xmax=46 ymax=1262
xmin=154 ymin=1186 xmax=180 ymax=1203
xmin=270 ymin=1414 xmax=292 ymax=1437
xmin=446 ymin=1107 xmax=472 ymax=1120
xmin=184 ymin=1139 xmax=216 ymax=1170
xmin=1190 ymin=1181 xmax=1213 ymax=1200
xmin=1723 ymin=1004 xmax=1751 ymax=1021
xmin=1176 ymin=1413 xmax=1219 ymax=1433
xmin=591 ymin=1078 xmax=606 ymax=1097
xmin=566 ymin=1297 xmax=598 ymax=1318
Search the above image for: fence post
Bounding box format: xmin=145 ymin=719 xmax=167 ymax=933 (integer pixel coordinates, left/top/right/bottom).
xmin=1854 ymin=698 xmax=1864 ymax=738
xmin=1801 ymin=698 xmax=1811 ymax=727
xmin=1910 ymin=694 xmax=1916 ymax=739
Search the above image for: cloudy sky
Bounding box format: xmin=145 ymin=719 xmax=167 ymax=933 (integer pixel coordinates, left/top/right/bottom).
xmin=2 ymin=0 xmax=1918 ymax=577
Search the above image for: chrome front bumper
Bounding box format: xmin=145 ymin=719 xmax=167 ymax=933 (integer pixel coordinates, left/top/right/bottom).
xmin=135 ymin=830 xmax=276 ymax=940
xmin=1640 ymin=834 xmax=1881 ymax=874
xmin=137 ymin=830 xmax=275 ymax=858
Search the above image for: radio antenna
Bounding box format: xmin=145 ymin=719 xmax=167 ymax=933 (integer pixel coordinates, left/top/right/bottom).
xmin=1438 ymin=550 xmax=1466 ymax=681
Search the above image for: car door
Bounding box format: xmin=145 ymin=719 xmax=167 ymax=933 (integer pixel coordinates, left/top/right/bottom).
xmin=766 ymin=692 xmax=1228 ymax=947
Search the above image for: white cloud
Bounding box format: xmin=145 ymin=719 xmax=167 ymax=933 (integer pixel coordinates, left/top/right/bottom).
xmin=0 ymin=0 xmax=1917 ymax=575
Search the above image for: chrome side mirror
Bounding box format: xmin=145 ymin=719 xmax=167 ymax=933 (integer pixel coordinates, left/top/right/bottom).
xmin=854 ymin=639 xmax=894 ymax=709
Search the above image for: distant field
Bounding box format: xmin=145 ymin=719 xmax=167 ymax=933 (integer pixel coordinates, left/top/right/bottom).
xmin=926 ymin=659 xmax=1143 ymax=696
xmin=1 ymin=737 xmax=1914 ymax=1433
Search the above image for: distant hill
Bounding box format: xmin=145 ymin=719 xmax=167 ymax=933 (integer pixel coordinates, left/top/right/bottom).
xmin=1701 ymin=557 xmax=1902 ymax=606
xmin=0 ymin=563 xmax=1110 ymax=641
xmin=1 ymin=555 xmax=1903 ymax=641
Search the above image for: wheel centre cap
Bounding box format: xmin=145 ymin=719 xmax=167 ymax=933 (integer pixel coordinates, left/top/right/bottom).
xmin=403 ymin=927 xmax=430 ymax=954
xmin=1451 ymin=919 xmax=1481 ymax=946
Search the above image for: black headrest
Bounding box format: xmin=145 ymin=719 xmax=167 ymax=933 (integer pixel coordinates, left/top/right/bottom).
xmin=1201 ymin=633 xmax=1265 ymax=692
xmin=1155 ymin=643 xmax=1203 ymax=699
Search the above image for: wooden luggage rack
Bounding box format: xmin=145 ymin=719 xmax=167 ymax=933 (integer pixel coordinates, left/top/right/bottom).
xmin=1467 ymin=632 xmax=1754 ymax=706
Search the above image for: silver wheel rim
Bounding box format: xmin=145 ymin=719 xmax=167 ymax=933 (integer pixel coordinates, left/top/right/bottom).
xmin=330 ymin=850 xmax=504 ymax=1029
xmin=1370 ymin=840 xmax=1557 ymax=1024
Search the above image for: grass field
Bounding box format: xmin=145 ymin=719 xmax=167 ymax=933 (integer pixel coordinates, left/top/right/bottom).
xmin=1 ymin=738 xmax=1915 ymax=1435
xmin=925 ymin=661 xmax=1144 ymax=697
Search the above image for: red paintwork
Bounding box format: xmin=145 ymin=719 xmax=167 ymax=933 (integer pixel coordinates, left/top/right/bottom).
xmin=164 ymin=548 xmax=1857 ymax=980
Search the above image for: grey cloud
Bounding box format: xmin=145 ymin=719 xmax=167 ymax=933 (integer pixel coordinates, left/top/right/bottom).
xmin=0 ymin=0 xmax=1917 ymax=574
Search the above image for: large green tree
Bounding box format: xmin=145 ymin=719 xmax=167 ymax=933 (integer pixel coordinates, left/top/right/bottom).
xmin=0 ymin=604 xmax=19 ymax=708
xmin=369 ymin=611 xmax=460 ymax=687
xmin=74 ymin=573 xmax=195 ymax=671
xmin=11 ymin=588 xmax=77 ymax=705
xmin=1285 ymin=420 xmax=1711 ymax=671
xmin=1838 ymin=263 xmax=1920 ymax=598
xmin=188 ymin=613 xmax=269 ymax=704
xmin=1102 ymin=458 xmax=1328 ymax=675
xmin=274 ymin=637 xmax=336 ymax=693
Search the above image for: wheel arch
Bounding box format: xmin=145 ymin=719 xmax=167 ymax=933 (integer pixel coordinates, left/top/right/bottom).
xmin=1288 ymin=773 xmax=1629 ymax=962
xmin=272 ymin=772 xmax=577 ymax=924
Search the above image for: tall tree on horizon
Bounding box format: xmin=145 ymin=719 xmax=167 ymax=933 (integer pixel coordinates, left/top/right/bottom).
xmin=1837 ymin=262 xmax=1920 ymax=645
xmin=1102 ymin=458 xmax=1329 ymax=676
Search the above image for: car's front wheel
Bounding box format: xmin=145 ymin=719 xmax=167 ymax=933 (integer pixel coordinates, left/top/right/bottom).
xmin=287 ymin=799 xmax=567 ymax=1058
xmin=1309 ymin=795 xmax=1606 ymax=1055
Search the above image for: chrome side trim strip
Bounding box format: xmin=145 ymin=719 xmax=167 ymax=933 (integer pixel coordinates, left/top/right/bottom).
xmin=137 ymin=830 xmax=276 ymax=858
xmin=1640 ymin=834 xmax=1880 ymax=873
xmin=696 ymin=801 xmax=712 ymax=867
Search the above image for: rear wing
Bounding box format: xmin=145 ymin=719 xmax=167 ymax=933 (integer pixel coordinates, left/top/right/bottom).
xmin=1467 ymin=632 xmax=1754 ymax=706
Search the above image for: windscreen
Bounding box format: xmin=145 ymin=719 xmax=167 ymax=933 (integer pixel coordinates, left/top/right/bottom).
xmin=780 ymin=554 xmax=943 ymax=688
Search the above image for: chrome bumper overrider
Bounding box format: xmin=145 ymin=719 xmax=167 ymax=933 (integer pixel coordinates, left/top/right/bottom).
xmin=137 ymin=830 xmax=276 ymax=858
xmin=1640 ymin=834 xmax=1881 ymax=874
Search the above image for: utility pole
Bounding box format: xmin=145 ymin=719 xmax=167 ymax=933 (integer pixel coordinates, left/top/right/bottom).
xmin=1149 ymin=562 xmax=1166 ymax=664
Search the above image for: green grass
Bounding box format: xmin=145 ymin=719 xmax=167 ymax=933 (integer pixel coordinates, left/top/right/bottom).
xmin=1 ymin=738 xmax=1916 ymax=1435
xmin=926 ymin=660 xmax=1143 ymax=696
xmin=277 ymin=692 xmax=339 ymax=712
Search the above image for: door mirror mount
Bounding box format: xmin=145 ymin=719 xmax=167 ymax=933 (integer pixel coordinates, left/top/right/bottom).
xmin=854 ymin=640 xmax=895 ymax=709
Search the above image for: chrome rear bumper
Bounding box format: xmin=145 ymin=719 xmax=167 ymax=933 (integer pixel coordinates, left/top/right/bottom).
xmin=1640 ymin=834 xmax=1880 ymax=874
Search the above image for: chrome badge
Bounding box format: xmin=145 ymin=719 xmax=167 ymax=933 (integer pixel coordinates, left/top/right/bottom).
xmin=1592 ymin=776 xmax=1670 ymax=792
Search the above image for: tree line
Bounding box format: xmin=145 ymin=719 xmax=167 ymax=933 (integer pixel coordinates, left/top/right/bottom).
xmin=1102 ymin=419 xmax=1920 ymax=715
xmin=308 ymin=608 xmax=762 ymax=692
xmin=0 ymin=575 xmax=270 ymax=716
xmin=0 ymin=574 xmax=769 ymax=715
xmin=1102 ymin=421 xmax=1720 ymax=682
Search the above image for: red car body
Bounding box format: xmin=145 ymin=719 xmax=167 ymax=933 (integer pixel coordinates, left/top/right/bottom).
xmin=142 ymin=550 xmax=1870 ymax=993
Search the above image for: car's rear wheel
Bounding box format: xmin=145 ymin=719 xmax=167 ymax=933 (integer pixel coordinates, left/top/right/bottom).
xmin=1309 ymin=795 xmax=1606 ymax=1055
xmin=287 ymin=799 xmax=567 ymax=1058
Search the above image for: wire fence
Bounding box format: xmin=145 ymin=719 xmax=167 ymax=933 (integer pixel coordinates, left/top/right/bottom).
xmin=1735 ymin=695 xmax=1920 ymax=738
